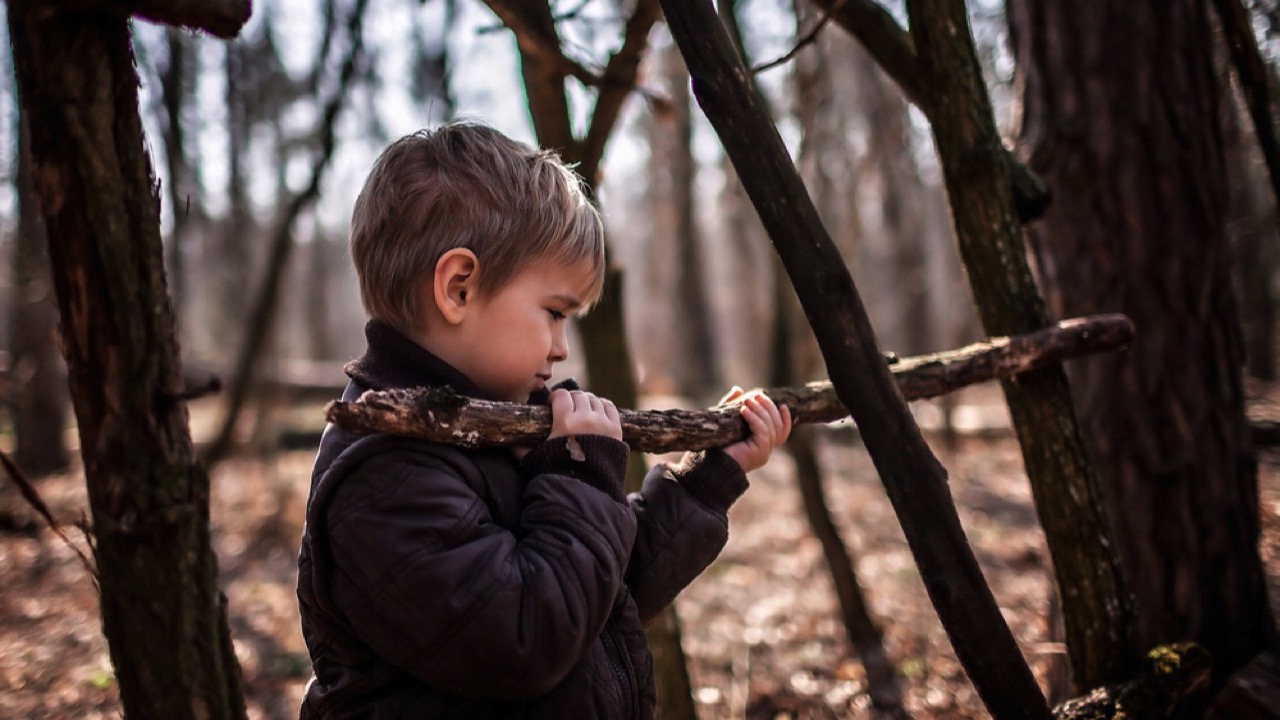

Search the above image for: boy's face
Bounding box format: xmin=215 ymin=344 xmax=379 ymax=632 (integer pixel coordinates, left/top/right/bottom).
xmin=451 ymin=259 xmax=595 ymax=403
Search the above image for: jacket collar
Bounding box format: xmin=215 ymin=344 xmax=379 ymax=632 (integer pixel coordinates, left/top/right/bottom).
xmin=344 ymin=320 xmax=484 ymax=397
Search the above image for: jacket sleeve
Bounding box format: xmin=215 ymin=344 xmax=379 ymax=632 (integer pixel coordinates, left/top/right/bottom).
xmin=324 ymin=435 xmax=635 ymax=699
xmin=624 ymin=449 xmax=749 ymax=625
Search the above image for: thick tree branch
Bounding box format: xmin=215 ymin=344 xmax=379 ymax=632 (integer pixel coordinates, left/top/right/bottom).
xmin=326 ymin=314 xmax=1133 ymax=452
xmin=580 ymin=0 xmax=661 ymax=179
xmin=482 ymin=1 xmax=604 ymax=90
xmin=807 ymin=0 xmax=1051 ymax=221
xmin=1212 ymin=0 xmax=1280 ymax=215
xmin=482 ymin=0 xmax=661 ymax=178
xmin=46 ymin=0 xmax=250 ymax=38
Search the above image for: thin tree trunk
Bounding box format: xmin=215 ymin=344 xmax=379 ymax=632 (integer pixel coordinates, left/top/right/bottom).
xmin=161 ymin=26 xmax=199 ymax=316
xmin=784 ymin=9 xmax=907 ymax=713
xmin=661 ymin=43 xmax=720 ymax=399
xmin=484 ymin=3 xmax=698 ymax=717
xmin=10 ymin=111 xmax=70 ymax=477
xmin=8 ymin=4 xmax=247 ymax=717
xmin=1010 ymin=0 xmax=1275 ymax=690
xmin=903 ymin=0 xmax=1139 ymax=692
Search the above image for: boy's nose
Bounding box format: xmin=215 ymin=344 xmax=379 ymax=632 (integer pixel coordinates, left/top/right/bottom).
xmin=549 ymin=325 xmax=569 ymax=362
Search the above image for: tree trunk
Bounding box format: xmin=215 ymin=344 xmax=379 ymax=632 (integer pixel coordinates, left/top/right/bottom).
xmin=659 ymin=41 xmax=720 ymax=400
xmin=8 ymin=4 xmax=246 ymax=718
xmin=903 ymin=0 xmax=1139 ymax=692
xmin=10 ymin=110 xmax=70 ymax=477
xmin=306 ymin=227 xmax=335 ymax=361
xmin=161 ymin=26 xmax=200 ymax=317
xmin=489 ymin=3 xmax=698 ymax=717
xmin=785 ymin=9 xmax=909 ymax=713
xmin=219 ymin=40 xmax=252 ymax=351
xmin=1010 ymin=0 xmax=1275 ymax=688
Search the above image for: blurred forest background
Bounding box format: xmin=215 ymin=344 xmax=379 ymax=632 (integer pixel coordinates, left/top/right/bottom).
xmin=6 ymin=0 xmax=1280 ymax=718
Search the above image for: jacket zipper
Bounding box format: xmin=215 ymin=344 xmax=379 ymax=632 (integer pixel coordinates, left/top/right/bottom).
xmin=600 ymin=621 xmax=640 ymax=718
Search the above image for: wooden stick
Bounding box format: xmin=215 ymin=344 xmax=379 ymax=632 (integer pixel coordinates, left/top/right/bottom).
xmin=326 ymin=313 xmax=1133 ymax=453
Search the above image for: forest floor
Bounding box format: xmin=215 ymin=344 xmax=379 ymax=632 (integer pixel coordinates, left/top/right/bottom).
xmin=2 ymin=383 xmax=1279 ymax=719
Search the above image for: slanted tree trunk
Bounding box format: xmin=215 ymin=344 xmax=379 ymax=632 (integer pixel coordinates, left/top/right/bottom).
xmin=8 ymin=4 xmax=248 ymax=717
xmin=10 ymin=111 xmax=70 ymax=477
xmin=1010 ymin=0 xmax=1275 ymax=688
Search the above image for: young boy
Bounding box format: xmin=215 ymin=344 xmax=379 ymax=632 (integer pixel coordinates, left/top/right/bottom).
xmin=296 ymin=122 xmax=792 ymax=719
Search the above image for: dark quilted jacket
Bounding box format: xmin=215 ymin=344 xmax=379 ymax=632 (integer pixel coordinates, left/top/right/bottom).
xmin=296 ymin=321 xmax=749 ymax=719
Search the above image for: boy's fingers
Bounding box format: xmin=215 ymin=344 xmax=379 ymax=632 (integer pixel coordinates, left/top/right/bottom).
xmin=550 ymin=388 xmax=573 ymax=415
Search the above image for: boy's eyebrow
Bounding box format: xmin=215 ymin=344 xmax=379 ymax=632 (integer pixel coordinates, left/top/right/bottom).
xmin=550 ymin=293 xmax=583 ymax=309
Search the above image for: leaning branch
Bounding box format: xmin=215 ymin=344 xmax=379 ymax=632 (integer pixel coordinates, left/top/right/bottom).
xmin=48 ymin=0 xmax=251 ymax=38
xmin=327 ymin=314 xmax=1133 ymax=453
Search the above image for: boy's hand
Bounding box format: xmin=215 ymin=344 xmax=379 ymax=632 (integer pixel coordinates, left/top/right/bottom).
xmin=548 ymin=389 xmax=623 ymax=441
xmin=719 ymin=387 xmax=792 ymax=473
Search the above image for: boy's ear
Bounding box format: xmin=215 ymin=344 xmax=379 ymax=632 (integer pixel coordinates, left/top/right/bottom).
xmin=433 ymin=248 xmax=478 ymax=325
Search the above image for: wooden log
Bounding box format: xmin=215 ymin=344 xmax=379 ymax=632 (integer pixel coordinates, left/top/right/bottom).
xmin=326 ymin=313 xmax=1133 ymax=453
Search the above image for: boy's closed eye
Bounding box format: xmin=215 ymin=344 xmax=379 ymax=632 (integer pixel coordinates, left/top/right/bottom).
xmin=547 ymin=308 xmax=568 ymax=321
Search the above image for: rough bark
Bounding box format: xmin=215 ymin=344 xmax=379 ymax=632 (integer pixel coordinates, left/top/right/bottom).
xmin=903 ymin=0 xmax=1139 ymax=692
xmin=10 ymin=111 xmax=71 ymax=477
xmin=7 ymin=4 xmax=246 ymax=718
xmin=658 ymin=4 xmax=1052 ymax=716
xmin=327 ymin=314 xmax=1133 ymax=452
xmin=1010 ymin=0 xmax=1275 ymax=688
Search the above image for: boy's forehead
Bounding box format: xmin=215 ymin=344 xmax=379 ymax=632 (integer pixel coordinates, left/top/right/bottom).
xmin=515 ymin=259 xmax=596 ymax=300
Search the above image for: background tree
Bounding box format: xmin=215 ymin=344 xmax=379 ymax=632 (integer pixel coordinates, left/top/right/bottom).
xmin=7 ymin=0 xmax=252 ymax=717
xmin=643 ymin=35 xmax=720 ymax=400
xmin=479 ymin=3 xmax=703 ymax=717
xmin=1009 ymin=0 xmax=1276 ymax=689
xmin=9 ymin=111 xmax=69 ymax=477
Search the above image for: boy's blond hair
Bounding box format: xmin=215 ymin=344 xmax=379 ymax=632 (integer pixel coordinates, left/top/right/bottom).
xmin=350 ymin=122 xmax=606 ymax=336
